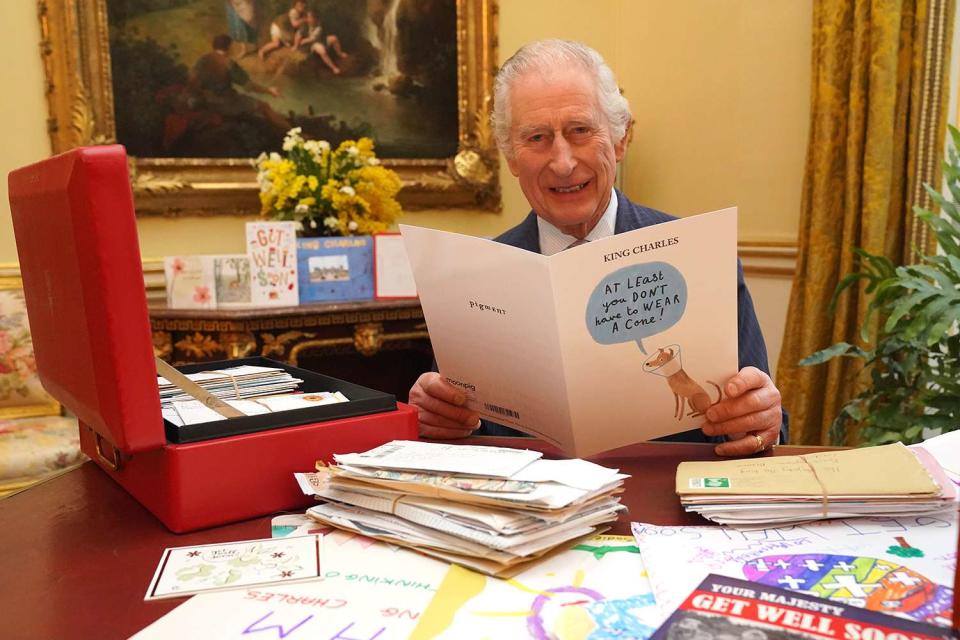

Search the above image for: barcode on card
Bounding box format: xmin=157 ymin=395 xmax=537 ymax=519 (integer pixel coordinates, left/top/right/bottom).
xmin=484 ymin=403 xmax=520 ymax=420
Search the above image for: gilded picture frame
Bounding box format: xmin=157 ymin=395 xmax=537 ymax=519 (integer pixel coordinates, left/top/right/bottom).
xmin=37 ymin=0 xmax=500 ymax=215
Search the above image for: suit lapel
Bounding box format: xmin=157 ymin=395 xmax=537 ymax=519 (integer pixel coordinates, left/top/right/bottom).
xmin=512 ymin=212 xmax=542 ymax=252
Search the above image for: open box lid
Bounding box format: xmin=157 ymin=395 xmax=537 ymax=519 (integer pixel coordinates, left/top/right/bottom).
xmin=8 ymin=145 xmax=164 ymax=453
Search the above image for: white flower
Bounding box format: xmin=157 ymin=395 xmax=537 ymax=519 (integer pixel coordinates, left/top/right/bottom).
xmin=318 ymin=140 xmax=330 ymax=152
xmin=323 ymin=216 xmax=339 ymax=229
xmin=295 ymin=203 xmax=310 ymax=214
xmin=282 ymin=127 xmax=303 ymax=151
xmin=269 ymin=152 xmax=281 ymax=162
xmin=339 ymin=185 xmax=356 ymax=196
xmin=346 ymin=146 xmax=359 ymax=157
xmin=304 ymin=140 xmax=320 ymax=153
xmin=347 ymin=220 xmax=359 ymax=231
xmin=255 ymin=170 xmax=272 ymax=192
xmin=367 ymin=157 xmax=381 ymax=166
xmin=309 ymin=219 xmax=318 ymax=229
xmin=255 ymin=152 xmax=267 ymax=164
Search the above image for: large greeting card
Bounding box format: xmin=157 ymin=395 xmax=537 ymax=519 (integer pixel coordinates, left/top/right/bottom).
xmin=400 ymin=208 xmax=739 ymax=457
xmin=245 ymin=222 xmax=298 ymax=307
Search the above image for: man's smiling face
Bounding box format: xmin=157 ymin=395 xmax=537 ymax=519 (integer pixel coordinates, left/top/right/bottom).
xmin=506 ymin=66 xmax=627 ymax=239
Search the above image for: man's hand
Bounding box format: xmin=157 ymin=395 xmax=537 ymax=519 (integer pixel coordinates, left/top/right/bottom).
xmin=701 ymin=366 xmax=782 ymax=457
xmin=266 ymin=86 xmax=281 ymax=98
xmin=408 ymin=372 xmax=481 ymax=439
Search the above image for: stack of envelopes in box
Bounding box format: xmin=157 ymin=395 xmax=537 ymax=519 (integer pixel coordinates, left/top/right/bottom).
xmin=158 ymin=365 xmax=303 ymax=408
xmin=675 ymin=442 xmax=957 ymax=526
xmin=296 ymin=440 xmax=628 ymax=577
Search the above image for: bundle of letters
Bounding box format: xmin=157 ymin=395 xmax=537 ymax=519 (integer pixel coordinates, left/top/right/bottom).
xmin=295 ymin=440 xmax=629 ymax=577
xmin=158 ymin=364 xmax=332 ymax=426
xmin=675 ymin=441 xmax=956 ymax=526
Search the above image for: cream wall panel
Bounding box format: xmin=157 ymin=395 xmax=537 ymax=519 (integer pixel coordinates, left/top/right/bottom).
xmin=616 ymin=0 xmax=810 ymax=243
xmin=740 ymin=243 xmax=798 ymax=382
xmin=0 ymin=3 xmax=52 ymax=263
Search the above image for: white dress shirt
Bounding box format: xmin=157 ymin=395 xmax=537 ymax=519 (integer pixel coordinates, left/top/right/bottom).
xmin=536 ymin=189 xmax=618 ymax=256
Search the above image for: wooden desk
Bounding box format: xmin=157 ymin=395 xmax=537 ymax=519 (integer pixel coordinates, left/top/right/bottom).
xmin=149 ymin=299 xmax=432 ymax=402
xmin=0 ymin=441 xmax=822 ymax=640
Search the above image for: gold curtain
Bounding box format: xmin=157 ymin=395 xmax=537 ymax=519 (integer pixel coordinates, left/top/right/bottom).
xmin=776 ymin=0 xmax=953 ymax=445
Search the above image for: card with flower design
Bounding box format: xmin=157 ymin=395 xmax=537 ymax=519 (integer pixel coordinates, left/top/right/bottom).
xmin=145 ymin=534 xmax=322 ymax=600
xmin=163 ymin=256 xmax=217 ymax=310
xmin=246 ymin=222 xmax=299 ymax=307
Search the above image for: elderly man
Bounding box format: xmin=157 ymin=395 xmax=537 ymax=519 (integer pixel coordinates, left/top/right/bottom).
xmin=409 ymin=39 xmax=787 ymax=457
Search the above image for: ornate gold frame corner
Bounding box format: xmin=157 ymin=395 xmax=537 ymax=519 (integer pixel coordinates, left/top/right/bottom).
xmin=38 ymin=0 xmax=500 ymax=216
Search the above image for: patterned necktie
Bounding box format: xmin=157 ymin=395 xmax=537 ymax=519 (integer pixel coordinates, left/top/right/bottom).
xmin=566 ymin=238 xmax=589 ymax=250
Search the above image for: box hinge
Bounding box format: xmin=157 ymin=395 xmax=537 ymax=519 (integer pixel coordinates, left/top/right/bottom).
xmin=93 ymin=430 xmax=123 ymax=471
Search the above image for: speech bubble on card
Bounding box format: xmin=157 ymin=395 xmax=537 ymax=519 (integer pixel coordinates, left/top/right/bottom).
xmin=585 ymin=262 xmax=687 ymax=354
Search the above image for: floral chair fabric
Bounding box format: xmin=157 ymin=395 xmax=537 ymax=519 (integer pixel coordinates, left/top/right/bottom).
xmin=0 ymin=280 xmax=84 ymax=497
xmin=0 ymin=416 xmax=83 ymax=496
xmin=0 ymin=285 xmax=59 ymax=417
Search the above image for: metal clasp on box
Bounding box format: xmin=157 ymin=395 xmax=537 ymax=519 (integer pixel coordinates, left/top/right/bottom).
xmin=94 ymin=431 xmax=123 ymax=471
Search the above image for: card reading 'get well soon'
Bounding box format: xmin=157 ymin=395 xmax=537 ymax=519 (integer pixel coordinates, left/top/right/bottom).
xmin=144 ymin=534 xmax=322 ymax=600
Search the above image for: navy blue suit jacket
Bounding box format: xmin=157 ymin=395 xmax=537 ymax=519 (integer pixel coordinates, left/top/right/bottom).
xmin=476 ymin=189 xmax=790 ymax=445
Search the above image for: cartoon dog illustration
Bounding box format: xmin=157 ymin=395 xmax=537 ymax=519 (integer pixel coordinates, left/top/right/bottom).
xmin=643 ymin=345 xmax=722 ymax=419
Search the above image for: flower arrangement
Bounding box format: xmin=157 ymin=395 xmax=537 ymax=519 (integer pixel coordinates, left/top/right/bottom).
xmin=255 ymin=128 xmax=402 ymax=236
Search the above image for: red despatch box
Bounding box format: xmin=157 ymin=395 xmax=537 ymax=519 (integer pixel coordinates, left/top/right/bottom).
xmin=8 ymin=145 xmax=418 ymax=532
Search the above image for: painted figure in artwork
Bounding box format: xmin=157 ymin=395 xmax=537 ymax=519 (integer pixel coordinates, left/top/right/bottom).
xmin=300 ymin=9 xmax=349 ymax=75
xmin=190 ymin=34 xmax=290 ymax=132
xmin=225 ymin=0 xmax=257 ymax=56
xmin=259 ymin=1 xmax=309 ymax=61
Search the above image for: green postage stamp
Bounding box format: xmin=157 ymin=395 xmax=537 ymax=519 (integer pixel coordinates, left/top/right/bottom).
xmin=689 ymin=477 xmax=730 ymax=489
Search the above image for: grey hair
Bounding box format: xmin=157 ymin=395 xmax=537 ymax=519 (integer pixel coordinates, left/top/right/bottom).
xmin=492 ymin=39 xmax=631 ymax=157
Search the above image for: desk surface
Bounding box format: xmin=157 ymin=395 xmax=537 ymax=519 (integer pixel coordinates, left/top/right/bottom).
xmin=0 ymin=440 xmax=821 ymax=640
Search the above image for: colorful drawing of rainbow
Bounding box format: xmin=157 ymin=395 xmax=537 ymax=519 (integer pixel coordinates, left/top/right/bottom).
xmin=742 ymin=553 xmax=953 ymax=627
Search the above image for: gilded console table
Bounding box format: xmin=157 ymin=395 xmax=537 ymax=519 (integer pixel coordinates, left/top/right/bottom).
xmin=149 ymin=299 xmax=432 ymax=402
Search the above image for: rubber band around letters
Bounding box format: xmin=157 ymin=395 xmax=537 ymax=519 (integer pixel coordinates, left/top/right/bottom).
xmin=209 ymin=370 xmax=242 ymax=399
xmin=799 ymin=455 xmax=830 ymax=517
xmin=389 ymin=494 xmax=407 ymax=514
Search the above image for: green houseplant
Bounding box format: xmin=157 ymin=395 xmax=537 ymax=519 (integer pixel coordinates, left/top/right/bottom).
xmin=800 ymin=126 xmax=960 ymax=446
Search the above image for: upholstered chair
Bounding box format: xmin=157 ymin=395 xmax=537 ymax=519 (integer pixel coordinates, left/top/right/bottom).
xmin=0 ymin=277 xmax=84 ymax=497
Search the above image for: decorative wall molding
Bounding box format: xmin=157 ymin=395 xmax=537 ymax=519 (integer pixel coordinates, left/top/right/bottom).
xmin=738 ymin=241 xmax=797 ymax=279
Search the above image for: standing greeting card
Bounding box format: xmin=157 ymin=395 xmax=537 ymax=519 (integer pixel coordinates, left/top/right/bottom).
xmin=214 ymin=254 xmax=253 ymax=309
xmin=164 ymin=256 xmax=217 ymax=309
xmin=374 ymin=232 xmax=418 ymax=299
xmin=246 ymin=222 xmax=298 ymax=307
xmin=297 ymin=236 xmax=374 ymax=303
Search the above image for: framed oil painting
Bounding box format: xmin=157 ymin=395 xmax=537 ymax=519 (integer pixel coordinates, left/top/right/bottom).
xmin=38 ymin=0 xmax=500 ymax=215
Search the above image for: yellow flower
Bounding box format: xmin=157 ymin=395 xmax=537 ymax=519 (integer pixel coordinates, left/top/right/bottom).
xmin=257 ymin=128 xmax=404 ymax=235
